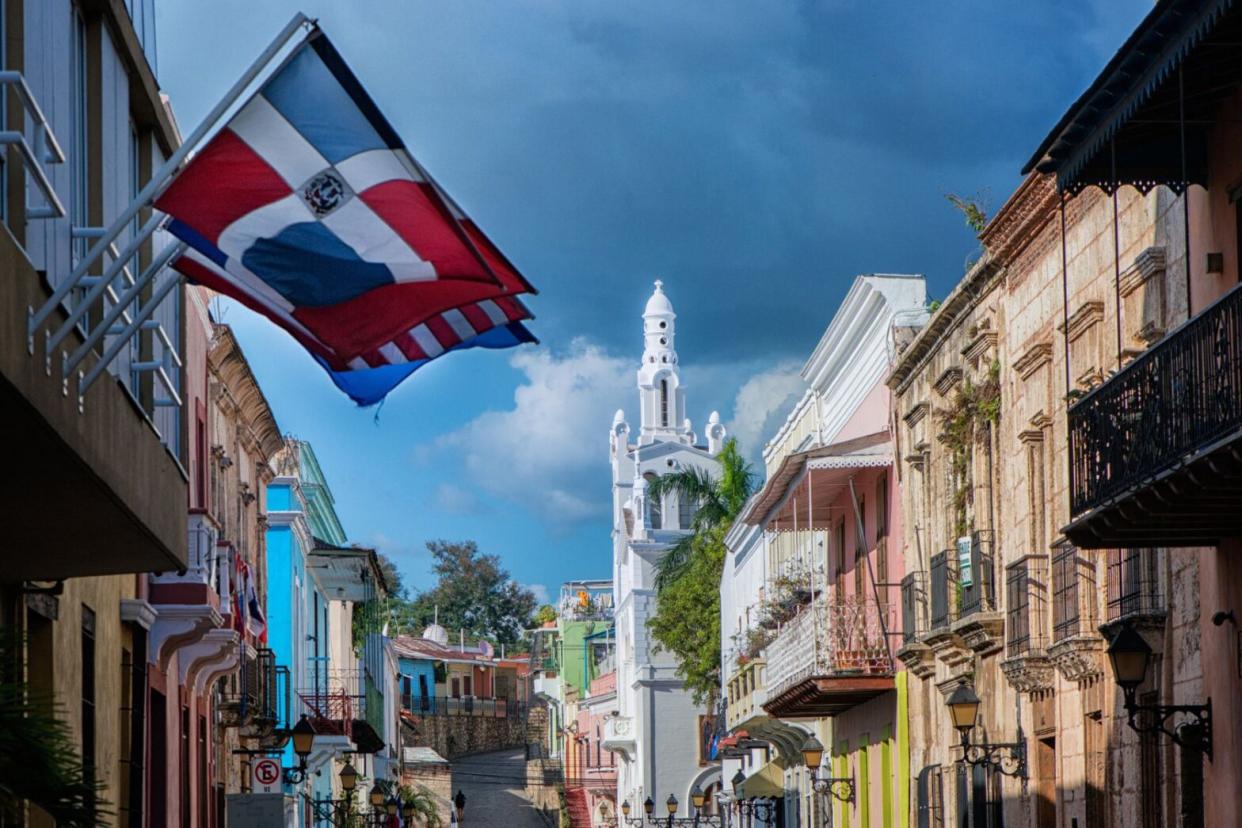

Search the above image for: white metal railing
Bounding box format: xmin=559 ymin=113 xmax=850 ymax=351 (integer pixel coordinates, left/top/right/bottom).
xmin=0 ymin=71 xmax=65 ymax=221
xmin=765 ymin=597 xmax=894 ymax=700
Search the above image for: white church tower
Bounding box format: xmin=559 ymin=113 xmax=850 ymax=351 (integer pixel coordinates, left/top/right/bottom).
xmin=602 ymin=281 xmax=726 ymax=817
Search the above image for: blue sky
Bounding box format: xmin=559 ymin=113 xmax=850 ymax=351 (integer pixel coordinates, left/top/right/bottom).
xmin=155 ymin=0 xmax=1151 ymax=604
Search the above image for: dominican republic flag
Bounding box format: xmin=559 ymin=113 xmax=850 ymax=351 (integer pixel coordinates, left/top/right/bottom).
xmin=179 ymin=247 xmax=537 ymax=405
xmin=155 ymin=28 xmax=536 ymax=402
xmin=244 ymin=567 xmax=267 ymax=642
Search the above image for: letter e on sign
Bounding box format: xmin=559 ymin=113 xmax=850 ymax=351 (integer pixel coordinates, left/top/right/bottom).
xmin=253 ymin=758 xmax=281 ymax=793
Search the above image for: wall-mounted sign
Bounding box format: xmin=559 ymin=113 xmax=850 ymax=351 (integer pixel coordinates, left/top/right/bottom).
xmin=957 ymin=537 xmax=973 ymax=588
xmin=252 ymin=758 xmax=281 ymax=793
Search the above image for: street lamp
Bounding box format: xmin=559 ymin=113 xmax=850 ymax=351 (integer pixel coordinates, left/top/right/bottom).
xmin=1107 ymin=623 xmax=1212 ymax=755
xmin=369 ymin=783 xmax=385 ymax=809
xmin=386 ymin=795 xmax=399 ymax=816
xmin=944 ymin=684 xmax=1026 ymax=778
xmin=283 ymin=716 xmax=316 ymax=784
xmin=339 ymin=761 xmax=358 ymax=793
xmin=800 ymin=735 xmax=854 ymax=803
xmin=621 ymin=800 xmax=645 ymax=827
xmin=691 ymin=786 xmax=706 ymax=811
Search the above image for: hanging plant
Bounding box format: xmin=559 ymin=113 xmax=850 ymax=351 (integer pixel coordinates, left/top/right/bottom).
xmin=936 ymin=360 xmax=1001 ymax=538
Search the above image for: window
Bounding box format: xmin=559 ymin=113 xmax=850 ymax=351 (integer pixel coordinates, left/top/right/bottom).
xmin=1107 ymin=548 xmax=1162 ymax=621
xmin=644 ymin=472 xmax=662 ymax=529
xmin=834 ymin=520 xmax=846 ymax=595
xmin=875 ymin=474 xmax=888 ymax=538
xmin=1006 ymin=556 xmax=1049 ymax=654
xmin=660 ymin=379 xmax=669 ymax=427
xmin=854 ymin=496 xmax=866 ymax=596
xmin=678 ymin=492 xmax=695 ymax=529
xmin=1052 ymin=542 xmax=1095 ymax=642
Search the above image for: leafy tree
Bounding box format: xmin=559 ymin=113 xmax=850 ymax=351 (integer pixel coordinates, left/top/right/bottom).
xmin=645 ymin=439 xmax=756 ymax=703
xmin=405 ymin=540 xmax=537 ymax=647
xmin=534 ymin=604 xmax=557 ymax=626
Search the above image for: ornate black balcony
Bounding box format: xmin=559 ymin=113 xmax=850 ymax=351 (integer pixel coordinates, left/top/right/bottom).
xmin=1066 ymin=282 xmax=1242 ymax=548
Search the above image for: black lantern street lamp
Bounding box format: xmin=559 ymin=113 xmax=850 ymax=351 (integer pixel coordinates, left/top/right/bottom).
xmin=621 ymin=800 xmax=645 ymax=827
xmin=801 ymin=735 xmax=855 ymax=803
xmin=1107 ymin=623 xmax=1212 ymax=756
xmin=945 ymin=685 xmax=1027 ymax=778
xmin=283 ymin=715 xmax=316 ymax=784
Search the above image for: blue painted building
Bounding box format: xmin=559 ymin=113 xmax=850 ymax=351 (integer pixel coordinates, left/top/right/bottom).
xmin=265 ymin=439 xmax=391 ymax=825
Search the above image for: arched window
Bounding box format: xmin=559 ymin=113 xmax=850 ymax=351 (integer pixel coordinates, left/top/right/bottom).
xmin=660 ymin=379 xmax=670 ymax=427
xmin=644 ymin=472 xmax=662 ymax=529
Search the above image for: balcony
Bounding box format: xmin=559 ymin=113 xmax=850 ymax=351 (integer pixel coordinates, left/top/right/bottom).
xmin=999 ymin=555 xmax=1054 ymax=693
xmin=1 ymin=71 xmax=186 ymax=582
xmin=148 ymin=515 xmax=232 ymax=669
xmin=895 ymin=572 xmax=934 ymax=679
xmin=725 ymin=659 xmax=768 ymax=731
xmin=1065 ymin=282 xmax=1242 ymax=548
xmin=951 ymin=532 xmax=1003 ymax=655
xmin=1048 ymin=541 xmax=1103 ymax=683
xmin=218 ymin=647 xmax=290 ymax=741
xmin=601 ymin=716 xmax=636 ymax=761
xmin=1101 ymin=547 xmax=1165 ymax=636
xmin=761 ymin=596 xmax=894 ymax=719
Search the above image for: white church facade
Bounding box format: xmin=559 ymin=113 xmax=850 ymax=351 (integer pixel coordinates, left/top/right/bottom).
xmin=602 ymin=281 xmax=726 ymax=817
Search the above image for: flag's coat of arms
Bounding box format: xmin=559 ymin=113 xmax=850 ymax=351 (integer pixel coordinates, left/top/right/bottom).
xmin=156 ymin=29 xmax=537 ymax=404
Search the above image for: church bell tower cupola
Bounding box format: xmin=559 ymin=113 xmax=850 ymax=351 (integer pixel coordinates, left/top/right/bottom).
xmin=637 ymin=280 xmax=690 ymax=445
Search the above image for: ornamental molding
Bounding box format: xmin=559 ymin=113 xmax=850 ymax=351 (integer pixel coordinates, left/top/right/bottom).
xmin=150 ymin=604 xmax=224 ymax=670
xmin=1118 ymin=246 xmax=1167 ymax=297
xmin=933 ymin=367 xmax=963 ymax=397
xmin=952 ymin=612 xmax=1004 ymax=656
xmin=903 ymin=402 xmax=929 ymax=430
xmin=999 ymin=652 xmax=1055 ymax=694
xmin=1048 ymin=634 xmax=1103 ymax=683
xmin=961 ymin=327 xmax=999 ymax=367
xmin=1058 ymin=301 xmax=1105 ymax=343
xmin=120 ymin=598 xmax=158 ymax=631
xmin=1013 ymin=342 xmax=1053 ymax=381
xmin=895 ymin=641 xmax=936 ymax=680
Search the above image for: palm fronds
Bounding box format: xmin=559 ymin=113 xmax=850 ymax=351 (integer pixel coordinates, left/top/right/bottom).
xmin=398 ymin=783 xmax=442 ymax=827
xmin=0 ymin=629 xmax=109 ymax=827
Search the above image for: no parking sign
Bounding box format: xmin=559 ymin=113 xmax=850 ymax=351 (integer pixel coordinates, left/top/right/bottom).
xmin=253 ymin=758 xmax=282 ymax=793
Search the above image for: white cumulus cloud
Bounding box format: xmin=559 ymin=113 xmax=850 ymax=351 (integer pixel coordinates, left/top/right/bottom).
xmin=726 ymin=360 xmax=806 ymax=460
xmin=427 ymin=339 xmax=632 ymax=528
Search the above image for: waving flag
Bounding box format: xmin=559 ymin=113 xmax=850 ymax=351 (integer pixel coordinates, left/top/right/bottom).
xmin=156 ymin=27 xmax=536 ymax=401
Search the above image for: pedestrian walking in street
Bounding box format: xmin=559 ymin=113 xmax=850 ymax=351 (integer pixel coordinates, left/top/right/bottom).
xmin=455 ymin=789 xmax=467 ymax=823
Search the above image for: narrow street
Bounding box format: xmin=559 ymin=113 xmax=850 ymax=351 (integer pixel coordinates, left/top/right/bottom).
xmin=452 ymin=748 xmax=549 ymax=827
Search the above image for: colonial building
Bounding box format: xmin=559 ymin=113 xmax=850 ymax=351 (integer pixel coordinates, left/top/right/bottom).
xmin=723 ymin=274 xmax=926 ymax=828
xmin=603 ymin=281 xmax=727 ymax=819
xmin=1 ymin=2 xmax=188 ymax=824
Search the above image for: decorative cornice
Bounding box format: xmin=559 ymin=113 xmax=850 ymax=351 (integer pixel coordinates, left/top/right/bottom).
xmin=961 ymin=328 xmax=999 ymax=366
xmin=1013 ymin=342 xmax=1053 ymax=380
xmin=1018 ymin=428 xmax=1045 ymax=446
xmin=979 ymin=174 xmax=1058 ymax=269
xmin=1058 ymin=301 xmax=1105 ymax=343
xmin=1118 ymin=246 xmax=1167 ymax=297
xmin=933 ymin=367 xmax=963 ymax=397
xmin=903 ymin=402 xmax=929 ymax=429
xmin=120 ymin=598 xmax=158 ymax=631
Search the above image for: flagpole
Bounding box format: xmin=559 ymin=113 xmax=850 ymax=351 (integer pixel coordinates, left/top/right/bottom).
xmin=29 ymin=11 xmax=315 ymax=340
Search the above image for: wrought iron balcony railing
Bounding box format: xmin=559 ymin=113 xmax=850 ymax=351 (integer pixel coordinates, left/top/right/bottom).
xmin=1068 ymin=282 xmax=1242 ymax=517
xmin=929 ymin=550 xmax=955 ymax=631
xmin=959 ymin=531 xmax=998 ymax=617
xmin=1005 ymin=556 xmax=1050 ymax=655
xmin=900 ymin=571 xmax=927 ymax=645
xmin=1106 ymin=548 xmax=1164 ymax=623
xmin=764 ymin=596 xmax=893 ymax=701
xmin=1052 ymin=541 xmax=1098 ymax=642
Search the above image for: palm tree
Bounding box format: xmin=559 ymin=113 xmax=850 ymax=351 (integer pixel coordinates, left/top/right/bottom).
xmin=0 ymin=629 xmax=109 ymax=826
xmin=646 ymin=438 xmax=756 ymax=591
xmin=398 ymin=783 xmax=442 ymax=827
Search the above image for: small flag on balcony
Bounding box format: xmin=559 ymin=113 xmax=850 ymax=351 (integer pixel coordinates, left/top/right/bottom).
xmin=155 ymin=27 xmax=537 ymax=403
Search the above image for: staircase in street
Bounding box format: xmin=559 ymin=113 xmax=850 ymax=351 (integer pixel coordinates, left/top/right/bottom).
xmin=565 ymin=786 xmax=592 ymax=827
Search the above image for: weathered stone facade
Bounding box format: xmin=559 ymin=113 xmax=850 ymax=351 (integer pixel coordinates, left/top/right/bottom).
xmin=889 ymin=171 xmax=1207 ymax=826
xmin=401 ymin=709 xmax=529 ymax=761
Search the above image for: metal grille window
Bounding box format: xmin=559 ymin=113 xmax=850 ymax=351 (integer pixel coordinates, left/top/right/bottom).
xmin=960 ymin=530 xmax=996 ymax=617
xmin=930 ymin=550 xmax=955 ymax=630
xmin=900 ymin=571 xmax=926 ymax=644
xmin=1107 ymin=548 xmax=1163 ymax=621
xmin=1052 ymin=542 xmax=1096 ymax=641
xmin=1006 ymin=556 xmax=1049 ymax=654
